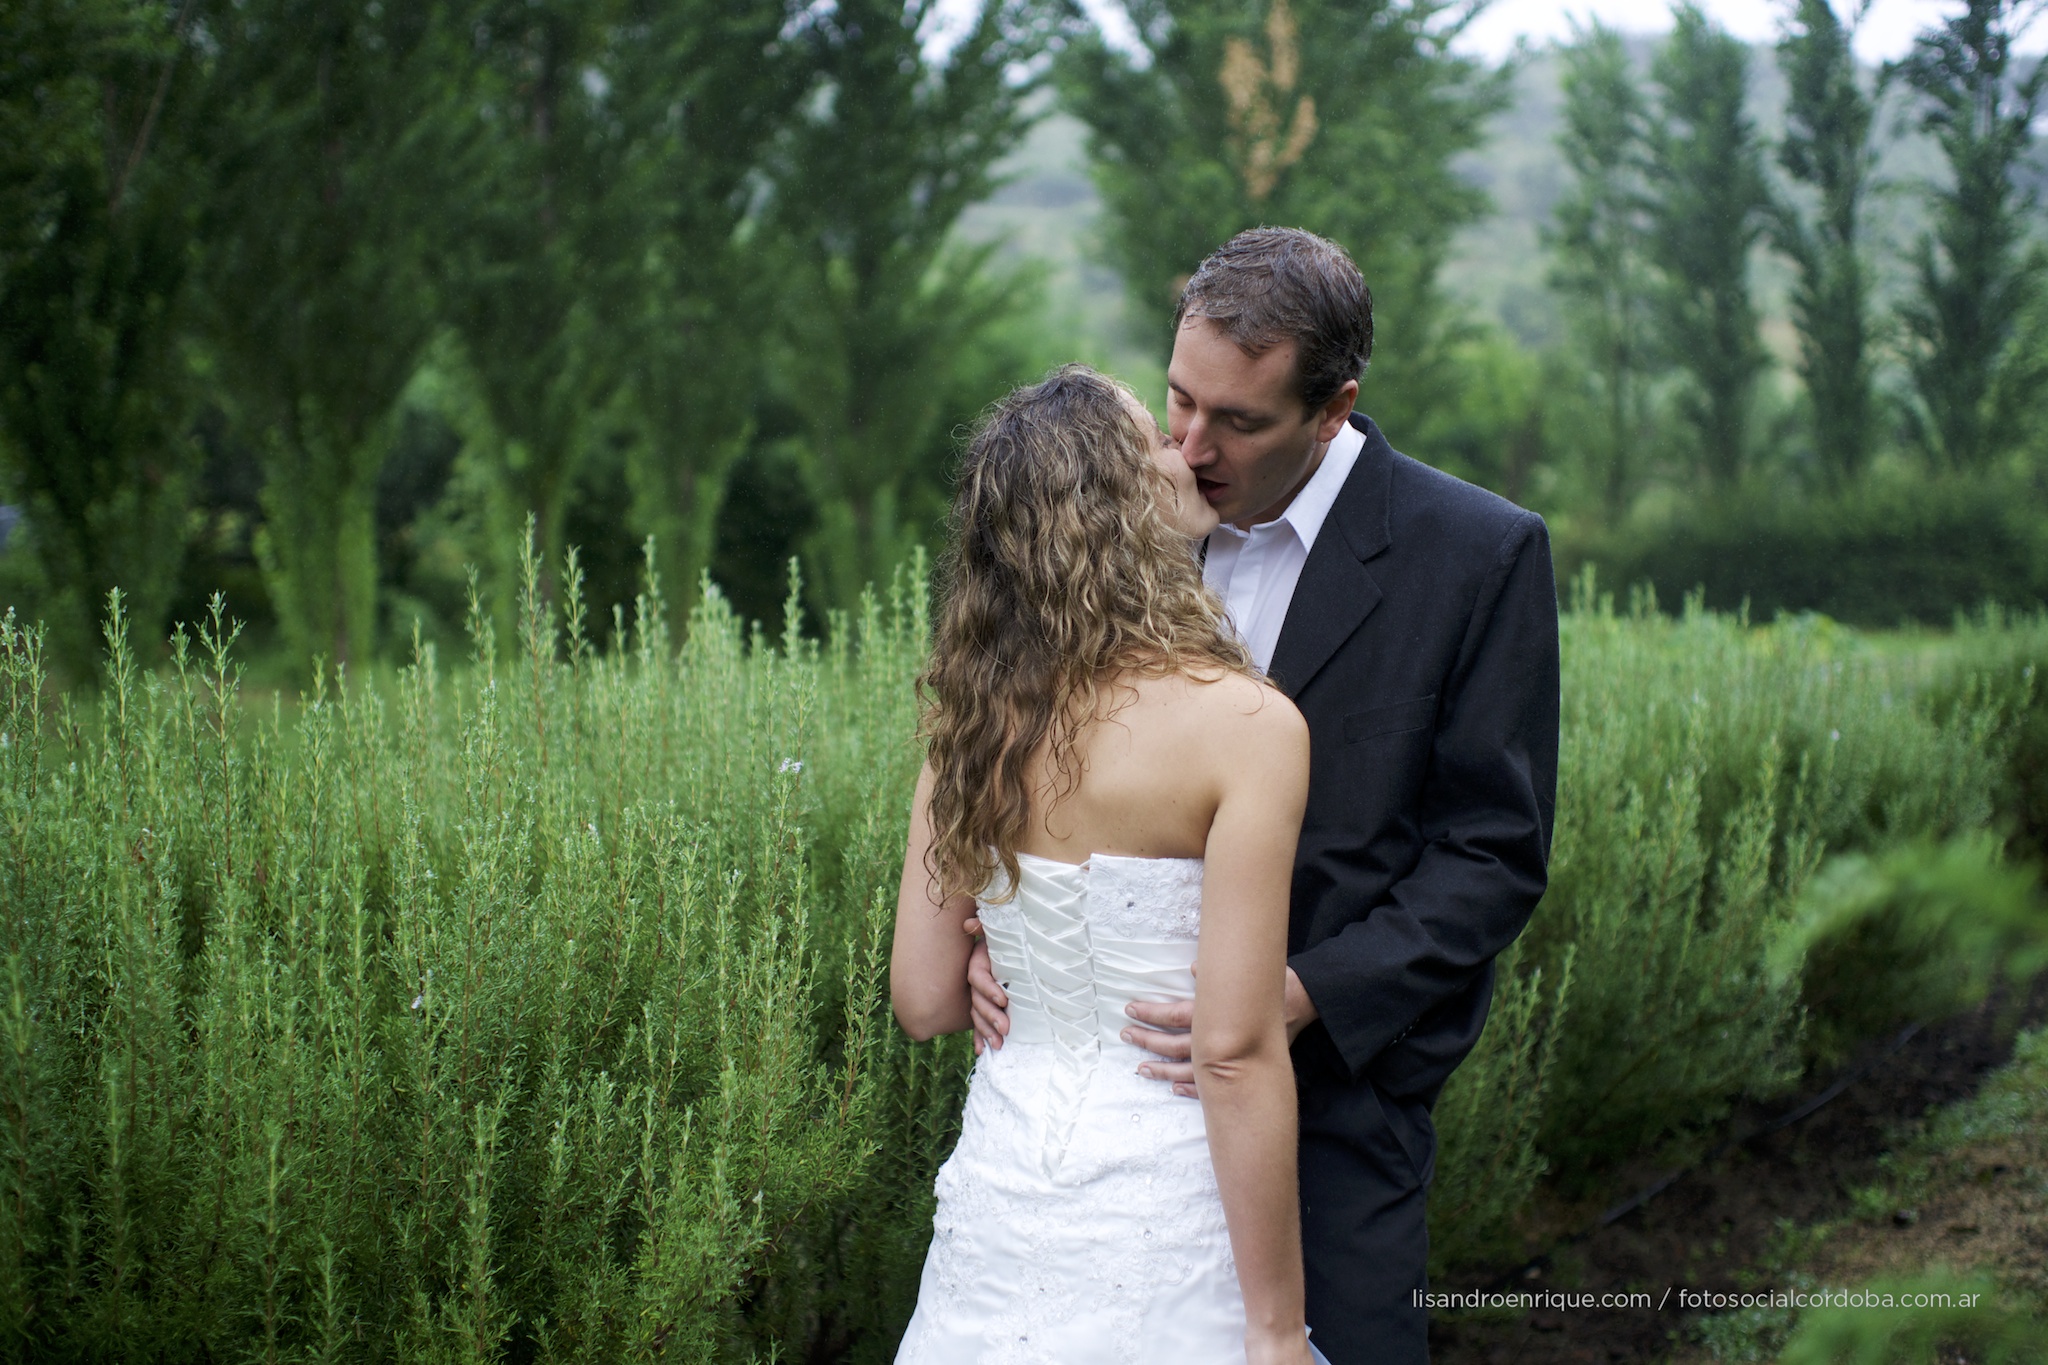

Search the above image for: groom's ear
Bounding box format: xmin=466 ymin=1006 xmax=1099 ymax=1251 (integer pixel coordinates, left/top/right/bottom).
xmin=1312 ymin=379 xmax=1359 ymax=444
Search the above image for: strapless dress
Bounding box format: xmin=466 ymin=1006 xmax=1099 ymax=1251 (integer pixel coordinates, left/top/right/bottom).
xmin=894 ymin=852 xmax=1246 ymax=1363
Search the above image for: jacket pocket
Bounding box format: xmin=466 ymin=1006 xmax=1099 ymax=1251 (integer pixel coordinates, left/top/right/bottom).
xmin=1342 ymin=694 xmax=1437 ymax=744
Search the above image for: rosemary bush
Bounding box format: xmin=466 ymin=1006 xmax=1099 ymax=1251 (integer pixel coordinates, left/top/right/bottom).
xmin=1513 ymin=577 xmax=2010 ymax=1179
xmin=0 ymin=545 xmax=965 ymax=1363
xmin=0 ymin=548 xmax=2034 ymax=1353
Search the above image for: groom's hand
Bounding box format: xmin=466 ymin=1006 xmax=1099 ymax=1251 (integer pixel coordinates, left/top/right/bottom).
xmin=963 ymin=919 xmax=1010 ymax=1055
xmin=1124 ymin=968 xmax=1321 ymax=1098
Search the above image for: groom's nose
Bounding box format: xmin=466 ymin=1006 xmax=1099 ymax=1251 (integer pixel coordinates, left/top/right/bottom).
xmin=1177 ymin=417 xmax=1219 ymax=468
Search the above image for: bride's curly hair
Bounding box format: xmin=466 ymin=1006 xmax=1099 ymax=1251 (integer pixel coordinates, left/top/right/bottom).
xmin=920 ymin=364 xmax=1255 ymax=902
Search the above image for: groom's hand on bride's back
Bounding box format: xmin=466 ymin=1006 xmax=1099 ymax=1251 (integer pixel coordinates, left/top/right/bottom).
xmin=963 ymin=921 xmax=1321 ymax=1082
xmin=1123 ymin=969 xmax=1321 ymax=1098
xmin=963 ymin=919 xmax=1010 ymax=1055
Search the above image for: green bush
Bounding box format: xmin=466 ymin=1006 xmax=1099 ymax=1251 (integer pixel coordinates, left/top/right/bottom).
xmin=1506 ymin=574 xmax=2010 ymax=1180
xmin=0 ymin=546 xmax=2037 ymax=1350
xmin=0 ymin=548 xmax=966 ymax=1363
xmin=1562 ymin=471 xmax=2048 ymax=628
xmin=1774 ymin=1272 xmax=2048 ymax=1364
xmin=1775 ymin=834 xmax=2048 ymax=1059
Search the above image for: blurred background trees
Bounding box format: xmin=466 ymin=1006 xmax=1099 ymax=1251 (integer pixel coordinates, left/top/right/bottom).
xmin=2 ymin=0 xmax=2047 ymax=679
xmin=1058 ymin=0 xmax=1509 ymax=440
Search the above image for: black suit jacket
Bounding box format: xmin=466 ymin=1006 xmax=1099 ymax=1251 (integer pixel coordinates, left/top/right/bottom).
xmin=1274 ymin=412 xmax=1559 ymax=1104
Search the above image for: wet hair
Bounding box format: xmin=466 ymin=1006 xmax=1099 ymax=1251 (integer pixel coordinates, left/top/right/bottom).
xmin=1172 ymin=226 xmax=1372 ymax=411
xmin=920 ymin=364 xmax=1254 ymax=901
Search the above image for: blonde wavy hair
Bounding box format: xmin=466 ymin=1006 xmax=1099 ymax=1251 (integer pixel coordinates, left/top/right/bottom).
xmin=921 ymin=364 xmax=1255 ymax=902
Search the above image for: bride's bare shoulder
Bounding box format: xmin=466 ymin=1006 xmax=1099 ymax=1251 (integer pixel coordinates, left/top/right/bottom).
xmin=1131 ymin=669 xmax=1305 ymax=754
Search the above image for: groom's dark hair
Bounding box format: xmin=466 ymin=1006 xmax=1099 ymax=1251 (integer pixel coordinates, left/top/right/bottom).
xmin=1172 ymin=228 xmax=1371 ymax=412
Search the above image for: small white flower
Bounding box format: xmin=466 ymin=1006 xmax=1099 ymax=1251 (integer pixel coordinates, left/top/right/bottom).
xmin=410 ymin=995 xmax=423 ymax=1010
xmin=778 ymin=757 xmax=804 ymax=774
xmin=587 ymin=822 xmax=600 ymax=838
xmin=1829 ymin=729 xmax=1840 ymax=742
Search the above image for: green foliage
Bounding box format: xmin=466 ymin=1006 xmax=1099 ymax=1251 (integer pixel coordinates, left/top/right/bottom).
xmin=1947 ymin=608 xmax=2048 ymax=863
xmin=1773 ymin=0 xmax=1878 ymax=488
xmin=0 ymin=549 xmax=972 ymax=1361
xmin=1774 ymin=1271 xmax=2048 ymax=1363
xmin=1643 ymin=4 xmax=1773 ymax=487
xmin=191 ymin=0 xmax=464 ymax=670
xmin=770 ymin=0 xmax=1050 ymax=613
xmin=428 ymin=0 xmax=638 ymax=614
xmin=4 ymin=0 xmax=1054 ymax=673
xmin=1547 ymin=22 xmax=1652 ymax=514
xmin=1517 ymin=576 xmax=2010 ymax=1174
xmin=602 ymin=0 xmax=820 ymax=616
xmin=1057 ymin=0 xmax=1509 ymax=436
xmin=1569 ymin=470 xmax=2048 ymax=629
xmin=0 ymin=0 xmax=201 ymax=676
xmin=1776 ymin=833 xmax=2048 ymax=1059
xmin=1 ymin=541 xmax=2042 ymax=1337
xmin=1426 ymin=938 xmax=1572 ymax=1268
xmin=1892 ymin=0 xmax=2048 ymax=472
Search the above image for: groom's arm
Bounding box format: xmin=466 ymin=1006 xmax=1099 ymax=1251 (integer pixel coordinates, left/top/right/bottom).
xmin=1286 ymin=512 xmax=1559 ymax=1079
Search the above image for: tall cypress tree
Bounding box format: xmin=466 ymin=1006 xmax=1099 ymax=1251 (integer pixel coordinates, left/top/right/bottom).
xmin=431 ymin=0 xmax=628 ymax=608
xmin=1643 ymin=4 xmax=1773 ymax=488
xmin=1059 ymin=0 xmax=1508 ymax=441
xmin=0 ymin=0 xmax=203 ymax=673
xmin=1547 ymin=22 xmax=1652 ymax=514
xmin=435 ymin=0 xmax=806 ymax=614
xmin=606 ymin=0 xmax=818 ymax=609
xmin=1893 ymin=0 xmax=2046 ymax=471
xmin=192 ymin=0 xmax=465 ymax=668
xmin=769 ymin=0 xmax=1047 ymax=611
xmin=1773 ymin=0 xmax=1877 ymax=487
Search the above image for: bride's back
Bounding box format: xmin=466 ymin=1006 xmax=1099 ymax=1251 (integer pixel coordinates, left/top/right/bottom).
xmin=1013 ymin=667 xmax=1293 ymax=868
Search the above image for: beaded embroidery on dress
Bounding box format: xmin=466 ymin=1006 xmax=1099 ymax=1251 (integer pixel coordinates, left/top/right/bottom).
xmin=894 ymin=852 xmax=1246 ymax=1364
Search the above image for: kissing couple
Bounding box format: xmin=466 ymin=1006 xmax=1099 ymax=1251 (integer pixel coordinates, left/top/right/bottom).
xmin=889 ymin=228 xmax=1560 ymax=1365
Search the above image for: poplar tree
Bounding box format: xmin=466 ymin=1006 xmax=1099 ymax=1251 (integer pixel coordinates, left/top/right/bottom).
xmin=1547 ymin=22 xmax=1652 ymax=514
xmin=1059 ymin=0 xmax=1507 ymax=440
xmin=1892 ymin=0 xmax=2046 ymax=471
xmin=0 ymin=0 xmax=202 ymax=672
xmin=770 ymin=0 xmax=1047 ymax=611
xmin=1643 ymin=4 xmax=1773 ymax=488
xmin=608 ymin=0 xmax=816 ymax=608
xmin=436 ymin=0 xmax=805 ymax=612
xmin=433 ymin=0 xmax=630 ymax=604
xmin=192 ymin=0 xmax=464 ymax=667
xmin=1773 ymin=0 xmax=1877 ymax=487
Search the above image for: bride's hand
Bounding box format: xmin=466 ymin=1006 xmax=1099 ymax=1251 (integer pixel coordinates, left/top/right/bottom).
xmin=1243 ymin=1326 xmax=1315 ymax=1365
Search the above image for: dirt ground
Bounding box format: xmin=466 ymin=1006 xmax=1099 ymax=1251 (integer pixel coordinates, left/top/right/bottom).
xmin=1427 ymin=982 xmax=2048 ymax=1365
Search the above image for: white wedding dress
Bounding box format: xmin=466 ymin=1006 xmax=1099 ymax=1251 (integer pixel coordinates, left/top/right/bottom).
xmin=894 ymin=851 xmax=1247 ymax=1363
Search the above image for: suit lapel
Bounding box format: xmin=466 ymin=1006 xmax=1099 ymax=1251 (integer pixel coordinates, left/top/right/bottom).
xmin=1266 ymin=414 xmax=1394 ymax=699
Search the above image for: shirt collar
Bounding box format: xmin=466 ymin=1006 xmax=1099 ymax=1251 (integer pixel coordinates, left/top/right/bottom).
xmin=1212 ymin=417 xmax=1365 ymax=550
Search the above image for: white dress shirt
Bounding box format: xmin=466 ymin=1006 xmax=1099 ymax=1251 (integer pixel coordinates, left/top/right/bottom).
xmin=1202 ymin=419 xmax=1365 ymax=672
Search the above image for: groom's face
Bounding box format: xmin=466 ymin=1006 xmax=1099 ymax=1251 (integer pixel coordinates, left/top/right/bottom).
xmin=1165 ymin=317 xmax=1353 ymax=529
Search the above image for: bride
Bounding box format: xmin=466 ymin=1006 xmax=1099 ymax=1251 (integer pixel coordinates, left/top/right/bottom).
xmin=890 ymin=364 xmax=1317 ymax=1365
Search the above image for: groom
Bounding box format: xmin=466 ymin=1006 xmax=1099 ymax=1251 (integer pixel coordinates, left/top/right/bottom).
xmin=966 ymin=227 xmax=1560 ymax=1362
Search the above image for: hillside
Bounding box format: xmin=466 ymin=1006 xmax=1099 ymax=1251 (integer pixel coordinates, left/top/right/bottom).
xmin=957 ymin=36 xmax=2018 ymax=381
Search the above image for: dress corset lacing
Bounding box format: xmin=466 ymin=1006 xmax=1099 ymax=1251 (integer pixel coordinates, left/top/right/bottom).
xmin=974 ymin=851 xmax=1202 ymax=1178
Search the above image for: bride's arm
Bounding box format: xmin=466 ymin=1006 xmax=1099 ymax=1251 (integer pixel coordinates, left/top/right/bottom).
xmin=891 ymin=762 xmax=980 ymax=1041
xmin=1194 ymin=688 xmax=1313 ymax=1365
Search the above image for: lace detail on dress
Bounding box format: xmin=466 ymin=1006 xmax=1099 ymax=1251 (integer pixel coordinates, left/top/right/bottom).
xmin=1088 ymin=855 xmax=1204 ymax=940
xmin=895 ymin=853 xmax=1244 ymax=1364
xmin=901 ymin=1049 xmax=1237 ymax=1365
